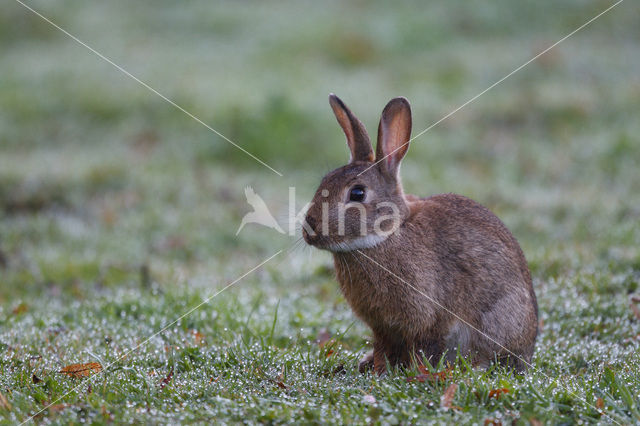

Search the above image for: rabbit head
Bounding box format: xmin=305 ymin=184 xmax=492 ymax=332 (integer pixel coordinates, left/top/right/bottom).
xmin=303 ymin=94 xmax=413 ymax=252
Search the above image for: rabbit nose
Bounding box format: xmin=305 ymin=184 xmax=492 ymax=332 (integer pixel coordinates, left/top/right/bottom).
xmin=305 ymin=215 xmax=318 ymax=234
xmin=302 ymin=215 xmax=320 ymax=244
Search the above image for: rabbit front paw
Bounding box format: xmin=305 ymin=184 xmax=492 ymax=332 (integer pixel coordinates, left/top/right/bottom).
xmin=358 ymin=350 xmax=374 ymax=373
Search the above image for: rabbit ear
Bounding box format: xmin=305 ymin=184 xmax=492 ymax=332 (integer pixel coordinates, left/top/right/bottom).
xmin=376 ymin=97 xmax=412 ymax=178
xmin=329 ymin=94 xmax=374 ymax=163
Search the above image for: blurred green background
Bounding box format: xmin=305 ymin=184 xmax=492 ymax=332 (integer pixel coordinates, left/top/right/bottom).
xmin=1 ymin=0 xmax=639 ymax=423
xmin=2 ymin=0 xmax=638 ymax=273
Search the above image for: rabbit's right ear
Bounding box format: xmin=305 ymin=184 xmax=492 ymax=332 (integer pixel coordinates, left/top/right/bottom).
xmin=376 ymin=97 xmax=412 ymax=179
xmin=329 ymin=94 xmax=374 ymax=163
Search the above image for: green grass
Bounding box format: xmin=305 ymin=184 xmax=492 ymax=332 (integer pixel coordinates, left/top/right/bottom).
xmin=1 ymin=0 xmax=640 ymax=423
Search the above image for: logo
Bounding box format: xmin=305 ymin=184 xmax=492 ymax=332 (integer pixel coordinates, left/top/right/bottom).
xmin=235 ymin=186 xmax=401 ymax=240
xmin=236 ymin=187 xmax=285 ymax=235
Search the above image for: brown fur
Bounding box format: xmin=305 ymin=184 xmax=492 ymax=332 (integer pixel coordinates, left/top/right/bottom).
xmin=304 ymin=95 xmax=538 ymax=374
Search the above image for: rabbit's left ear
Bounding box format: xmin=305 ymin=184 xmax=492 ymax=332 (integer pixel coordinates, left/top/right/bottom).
xmin=376 ymin=97 xmax=412 ymax=178
xmin=329 ymin=94 xmax=374 ymax=163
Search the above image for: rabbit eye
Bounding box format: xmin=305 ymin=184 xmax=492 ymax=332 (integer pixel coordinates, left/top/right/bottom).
xmin=349 ymin=185 xmax=366 ymax=202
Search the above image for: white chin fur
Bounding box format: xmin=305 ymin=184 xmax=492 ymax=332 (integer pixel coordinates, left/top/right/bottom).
xmin=326 ymin=234 xmax=388 ymax=252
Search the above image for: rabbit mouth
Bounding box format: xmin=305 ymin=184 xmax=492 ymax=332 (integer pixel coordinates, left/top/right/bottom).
xmin=308 ymin=234 xmax=388 ymax=252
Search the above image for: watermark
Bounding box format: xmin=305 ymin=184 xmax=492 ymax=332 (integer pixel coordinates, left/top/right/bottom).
xmin=236 ymin=187 xmax=285 ymax=235
xmin=236 ymin=186 xmax=401 ymax=240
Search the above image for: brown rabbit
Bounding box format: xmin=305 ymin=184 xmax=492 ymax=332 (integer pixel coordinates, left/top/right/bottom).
xmin=303 ymin=94 xmax=538 ymax=374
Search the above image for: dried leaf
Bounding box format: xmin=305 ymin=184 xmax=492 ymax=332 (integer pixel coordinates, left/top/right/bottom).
xmin=32 ymin=374 xmax=42 ymax=384
xmin=0 ymin=391 xmax=11 ymax=411
xmin=440 ymin=383 xmax=458 ymax=409
xmin=408 ymin=366 xmax=451 ymax=382
xmin=407 ymin=374 xmax=435 ymax=383
xmin=101 ymin=405 xmax=113 ymax=421
xmin=273 ymin=371 xmax=288 ymax=389
xmin=316 ymin=329 xmax=332 ymax=347
xmin=419 ymin=365 xmax=453 ymax=378
xmin=160 ymin=368 xmax=173 ymax=389
xmin=191 ymin=329 xmax=205 ymax=345
xmin=317 ymin=329 xmax=336 ymax=357
xmin=48 ymin=404 xmax=70 ymax=413
xmin=12 ymin=303 xmax=28 ymax=315
xmin=60 ymin=362 xmax=103 ymax=378
xmin=488 ymin=388 xmax=509 ymax=399
xmin=596 ymin=397 xmax=604 ymax=409
xmin=484 ymin=419 xmax=502 ymax=426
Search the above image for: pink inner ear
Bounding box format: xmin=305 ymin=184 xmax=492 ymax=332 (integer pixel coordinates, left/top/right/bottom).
xmin=379 ymin=119 xmax=410 ymax=173
xmin=385 ymin=153 xmax=397 ymax=171
xmin=376 ymin=97 xmax=412 ymax=174
xmin=335 ymin=111 xmax=355 ymax=151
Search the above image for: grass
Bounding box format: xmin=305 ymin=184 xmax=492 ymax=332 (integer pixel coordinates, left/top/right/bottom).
xmin=1 ymin=0 xmax=640 ymax=423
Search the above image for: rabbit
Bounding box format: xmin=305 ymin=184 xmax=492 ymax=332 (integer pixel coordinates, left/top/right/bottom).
xmin=302 ymin=94 xmax=538 ymax=375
